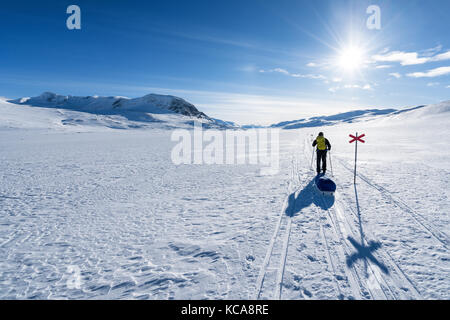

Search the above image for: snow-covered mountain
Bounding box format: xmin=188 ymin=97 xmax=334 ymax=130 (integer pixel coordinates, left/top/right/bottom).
xmin=268 ymin=105 xmax=440 ymax=129
xmin=4 ymin=92 xmax=235 ymax=130
xmin=3 ymin=92 xmax=448 ymax=132
xmin=11 ymin=92 xmax=210 ymax=118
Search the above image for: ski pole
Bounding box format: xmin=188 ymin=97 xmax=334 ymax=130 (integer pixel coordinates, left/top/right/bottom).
xmin=310 ymin=147 xmax=315 ymax=171
xmin=329 ymin=150 xmax=334 ymax=176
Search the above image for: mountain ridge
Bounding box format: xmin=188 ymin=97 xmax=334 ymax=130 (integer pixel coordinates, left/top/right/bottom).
xmin=4 ymin=92 xmax=450 ymax=130
xmin=7 ymin=91 xmax=239 ymax=130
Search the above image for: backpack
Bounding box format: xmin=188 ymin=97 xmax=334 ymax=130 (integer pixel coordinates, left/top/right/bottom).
xmin=316 ymin=136 xmax=327 ymax=150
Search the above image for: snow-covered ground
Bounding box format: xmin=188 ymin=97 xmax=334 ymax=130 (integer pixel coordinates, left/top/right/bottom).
xmin=0 ymin=97 xmax=448 ymax=299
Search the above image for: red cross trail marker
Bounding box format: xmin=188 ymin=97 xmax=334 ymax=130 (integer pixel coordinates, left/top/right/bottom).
xmin=349 ymin=134 xmax=365 ymax=144
xmin=349 ymin=133 xmax=366 ymax=184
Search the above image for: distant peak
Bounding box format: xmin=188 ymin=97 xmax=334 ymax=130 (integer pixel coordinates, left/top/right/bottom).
xmin=40 ymin=92 xmax=58 ymax=98
xmin=9 ymin=91 xmax=220 ymax=124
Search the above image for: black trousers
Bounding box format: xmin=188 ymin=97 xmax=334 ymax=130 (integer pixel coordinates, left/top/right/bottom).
xmin=316 ymin=150 xmax=327 ymax=173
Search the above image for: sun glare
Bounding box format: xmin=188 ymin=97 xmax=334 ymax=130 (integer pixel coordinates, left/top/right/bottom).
xmin=337 ymin=46 xmax=365 ymax=73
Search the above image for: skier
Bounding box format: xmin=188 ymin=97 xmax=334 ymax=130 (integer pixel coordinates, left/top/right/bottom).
xmin=312 ymin=132 xmax=331 ymax=175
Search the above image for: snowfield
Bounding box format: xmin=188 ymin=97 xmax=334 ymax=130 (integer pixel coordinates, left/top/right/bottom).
xmin=0 ymin=96 xmax=448 ymax=300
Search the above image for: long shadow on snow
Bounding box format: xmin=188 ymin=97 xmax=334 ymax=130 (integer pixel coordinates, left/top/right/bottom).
xmin=286 ymin=178 xmax=390 ymax=275
xmin=346 ymin=184 xmax=389 ymax=275
xmin=285 ymin=178 xmax=335 ymax=217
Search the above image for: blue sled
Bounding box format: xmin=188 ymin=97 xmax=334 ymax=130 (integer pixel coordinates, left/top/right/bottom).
xmin=315 ymin=174 xmax=336 ymax=195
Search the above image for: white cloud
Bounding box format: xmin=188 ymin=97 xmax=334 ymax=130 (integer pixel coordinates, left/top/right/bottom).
xmin=306 ymin=62 xmax=317 ymax=67
xmin=260 ymin=68 xmax=326 ymax=80
xmin=389 ymin=72 xmax=402 ymax=79
xmin=407 ymin=66 xmax=450 ymax=78
xmin=372 ymin=48 xmax=450 ymax=67
xmin=375 ymin=65 xmax=392 ymax=69
xmin=272 ymin=68 xmax=290 ymax=75
xmin=427 ymin=82 xmax=440 ymax=87
xmin=372 ymin=51 xmax=430 ymax=66
xmin=343 ymin=84 xmax=372 ymax=90
xmin=432 ymin=51 xmax=450 ymax=62
xmin=295 ymin=74 xmax=327 ymax=80
xmin=329 ymin=84 xmax=373 ymax=92
xmin=422 ymin=45 xmax=443 ymax=56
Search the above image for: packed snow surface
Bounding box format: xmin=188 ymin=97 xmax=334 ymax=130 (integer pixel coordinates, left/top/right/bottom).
xmin=0 ymin=97 xmax=448 ymax=299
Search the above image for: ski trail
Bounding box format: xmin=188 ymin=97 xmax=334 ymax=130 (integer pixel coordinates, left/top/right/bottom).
xmin=255 ymin=140 xmax=316 ymax=300
xmin=274 ymin=213 xmax=293 ymax=300
xmin=274 ymin=154 xmax=304 ymax=300
xmin=334 ymin=192 xmax=423 ymax=299
xmin=274 ymin=157 xmax=312 ymax=300
xmin=329 ymin=197 xmax=394 ymax=299
xmin=259 ymin=135 xmax=423 ymax=300
xmin=309 ymin=145 xmax=422 ymax=299
xmin=305 ymin=137 xmax=365 ymax=299
xmin=336 ymin=157 xmax=448 ymax=248
xmin=304 ymin=137 xmax=348 ymax=298
xmin=316 ymin=197 xmax=370 ymax=299
xmin=316 ymin=207 xmax=345 ymax=299
xmin=273 ymin=157 xmax=298 ymax=300
xmin=306 ymin=136 xmax=408 ymax=299
xmin=254 ymin=156 xmax=299 ymax=300
xmin=332 ymin=194 xmax=423 ymax=299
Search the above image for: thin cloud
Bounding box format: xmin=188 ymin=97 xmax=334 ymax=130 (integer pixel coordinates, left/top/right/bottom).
xmin=432 ymin=51 xmax=450 ymax=62
xmin=407 ymin=66 xmax=450 ymax=78
xmin=372 ymin=51 xmax=430 ymax=66
xmin=372 ymin=48 xmax=450 ymax=66
xmin=422 ymin=45 xmax=443 ymax=57
xmin=259 ymin=68 xmax=326 ymax=80
xmin=375 ymin=65 xmax=392 ymax=69
xmin=343 ymin=84 xmax=373 ymax=90
xmin=329 ymin=84 xmax=373 ymax=92
xmin=389 ymin=73 xmax=402 ymax=79
xmin=259 ymin=68 xmax=290 ymax=75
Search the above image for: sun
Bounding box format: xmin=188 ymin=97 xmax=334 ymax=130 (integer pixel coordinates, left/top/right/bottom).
xmin=337 ymin=46 xmax=365 ymax=73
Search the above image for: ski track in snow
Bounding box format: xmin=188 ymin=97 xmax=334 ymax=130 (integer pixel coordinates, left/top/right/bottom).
xmin=336 ymin=158 xmax=448 ymax=248
xmin=303 ymin=138 xmax=368 ymax=300
xmin=254 ymin=151 xmax=301 ymax=299
xmin=334 ymin=192 xmax=423 ymax=299
xmin=283 ymin=137 xmax=429 ymax=300
xmin=330 ymin=158 xmax=448 ymax=299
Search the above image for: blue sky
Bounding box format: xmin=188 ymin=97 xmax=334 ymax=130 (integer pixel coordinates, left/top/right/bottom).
xmin=1 ymin=0 xmax=449 ymax=124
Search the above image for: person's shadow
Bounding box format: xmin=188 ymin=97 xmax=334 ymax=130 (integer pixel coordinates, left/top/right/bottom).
xmin=285 ymin=178 xmax=335 ymax=217
xmin=286 ymin=178 xmax=389 ymax=276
